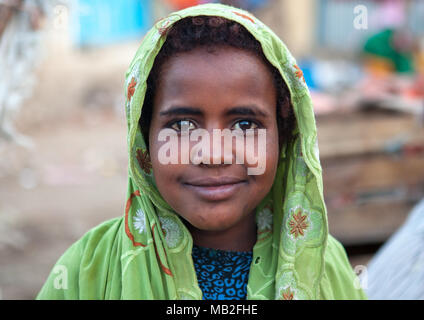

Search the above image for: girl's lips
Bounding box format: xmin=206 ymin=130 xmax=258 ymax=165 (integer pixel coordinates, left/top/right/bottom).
xmin=182 ymin=177 xmax=247 ymax=201
xmin=183 ymin=182 xmax=247 ymax=201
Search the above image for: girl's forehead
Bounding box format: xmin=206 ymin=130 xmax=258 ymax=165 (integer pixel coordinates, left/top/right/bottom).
xmin=162 ymin=46 xmax=267 ymax=72
xmin=157 ymin=47 xmax=275 ymax=98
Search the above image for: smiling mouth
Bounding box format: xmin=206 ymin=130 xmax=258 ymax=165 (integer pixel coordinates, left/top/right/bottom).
xmin=182 ymin=177 xmax=248 ymax=201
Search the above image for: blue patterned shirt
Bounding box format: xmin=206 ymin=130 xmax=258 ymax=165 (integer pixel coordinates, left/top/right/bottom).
xmin=191 ymin=244 xmax=253 ymax=300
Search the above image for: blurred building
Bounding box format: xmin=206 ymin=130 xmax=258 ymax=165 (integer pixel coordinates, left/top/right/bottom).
xmin=70 ymin=0 xmax=153 ymax=47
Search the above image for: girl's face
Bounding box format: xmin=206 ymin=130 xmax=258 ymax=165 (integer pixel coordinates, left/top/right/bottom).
xmin=148 ymin=46 xmax=280 ymax=236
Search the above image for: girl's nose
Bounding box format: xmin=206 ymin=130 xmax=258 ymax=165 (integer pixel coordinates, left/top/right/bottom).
xmin=193 ymin=128 xmax=239 ymax=167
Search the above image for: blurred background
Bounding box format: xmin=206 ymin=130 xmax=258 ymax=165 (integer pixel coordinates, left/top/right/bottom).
xmin=0 ymin=0 xmax=423 ymax=299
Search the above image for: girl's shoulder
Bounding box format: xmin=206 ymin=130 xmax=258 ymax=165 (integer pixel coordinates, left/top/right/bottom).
xmin=319 ymin=234 xmax=368 ymax=300
xmin=36 ymin=217 xmax=124 ymax=300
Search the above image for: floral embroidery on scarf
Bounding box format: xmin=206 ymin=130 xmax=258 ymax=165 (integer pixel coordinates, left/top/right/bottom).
xmin=293 ymin=64 xmax=305 ymax=83
xmin=289 ymin=207 xmax=309 ymax=238
xmin=125 ymin=59 xmax=142 ymax=120
xmin=124 ymin=190 xmax=147 ymax=247
xmin=282 ymin=287 xmax=295 ymax=300
xmin=232 ymin=11 xmax=255 ymax=24
xmin=136 ymin=148 xmax=152 ymax=174
xmin=158 ymin=23 xmax=171 ymax=35
xmin=154 ymin=14 xmax=182 ymax=36
xmin=151 ymin=223 xmax=173 ymax=276
xmin=133 ymin=209 xmax=146 ymax=234
xmin=228 ymin=9 xmax=264 ymax=31
xmin=127 ymin=77 xmax=137 ymax=101
xmin=283 ymin=56 xmax=308 ymax=94
xmin=276 ymin=270 xmax=311 ymax=300
xmin=257 ymin=206 xmax=273 ymax=232
xmin=159 ymin=216 xmax=182 ymax=249
xmin=153 ymin=16 xmax=169 ymax=35
xmin=281 ymin=190 xmax=324 ymax=259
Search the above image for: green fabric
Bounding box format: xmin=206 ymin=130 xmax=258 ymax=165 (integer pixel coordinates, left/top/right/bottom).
xmin=37 ymin=3 xmax=367 ymax=300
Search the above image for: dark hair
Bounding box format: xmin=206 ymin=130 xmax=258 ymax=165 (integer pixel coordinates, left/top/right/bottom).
xmin=140 ymin=16 xmax=295 ymax=151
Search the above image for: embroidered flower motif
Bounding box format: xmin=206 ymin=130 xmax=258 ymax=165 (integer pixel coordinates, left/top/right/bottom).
xmin=155 ymin=14 xmax=182 ymax=36
xmin=257 ymin=207 xmax=273 ymax=232
xmin=289 ymin=208 xmax=309 ymax=238
xmin=293 ymin=64 xmax=305 ymax=83
xmin=232 ymin=11 xmax=255 ymax=24
xmin=159 ymin=216 xmax=182 ymax=249
xmin=127 ymin=77 xmax=137 ymax=101
xmin=158 ymin=24 xmax=170 ymax=35
xmin=154 ymin=16 xmax=171 ymax=35
xmin=276 ymin=270 xmax=309 ymax=300
xmin=136 ymin=148 xmax=152 ymax=174
xmin=133 ymin=209 xmax=146 ymax=234
xmin=282 ymin=287 xmax=295 ymax=300
xmin=283 ymin=56 xmax=308 ymax=93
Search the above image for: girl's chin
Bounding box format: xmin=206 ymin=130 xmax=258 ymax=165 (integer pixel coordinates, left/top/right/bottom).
xmin=185 ymin=212 xmax=246 ymax=231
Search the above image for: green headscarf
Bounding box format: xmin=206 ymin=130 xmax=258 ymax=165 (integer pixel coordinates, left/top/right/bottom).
xmin=37 ymin=3 xmax=366 ymax=300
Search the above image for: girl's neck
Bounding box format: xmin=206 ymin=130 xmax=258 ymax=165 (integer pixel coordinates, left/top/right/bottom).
xmin=185 ymin=211 xmax=257 ymax=252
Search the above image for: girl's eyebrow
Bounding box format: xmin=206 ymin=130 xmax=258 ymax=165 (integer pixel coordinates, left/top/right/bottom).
xmin=225 ymin=106 xmax=268 ymax=118
xmin=158 ymin=105 xmax=268 ymax=118
xmin=159 ymin=106 xmax=203 ymax=117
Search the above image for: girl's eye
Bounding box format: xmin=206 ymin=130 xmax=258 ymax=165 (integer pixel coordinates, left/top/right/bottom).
xmin=233 ymin=120 xmax=258 ymax=131
xmin=170 ymin=119 xmax=196 ymax=131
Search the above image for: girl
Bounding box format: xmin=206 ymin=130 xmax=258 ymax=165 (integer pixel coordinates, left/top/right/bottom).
xmin=37 ymin=3 xmax=366 ymax=300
